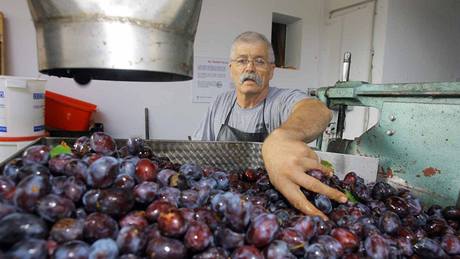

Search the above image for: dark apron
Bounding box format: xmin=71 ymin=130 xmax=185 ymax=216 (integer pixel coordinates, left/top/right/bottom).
xmin=216 ymin=98 xmax=268 ymax=142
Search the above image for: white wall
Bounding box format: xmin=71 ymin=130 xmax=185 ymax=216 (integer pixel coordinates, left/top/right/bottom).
xmin=0 ymin=0 xmax=323 ymax=139
xmin=322 ymin=0 xmax=460 ymax=85
xmin=371 ymin=0 xmax=390 ymax=83
xmin=327 ymin=0 xmax=460 ymax=85
xmin=378 ymin=0 xmax=460 ymax=83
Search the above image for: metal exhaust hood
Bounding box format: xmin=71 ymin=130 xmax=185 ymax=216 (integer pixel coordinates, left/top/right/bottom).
xmin=27 ymin=0 xmax=203 ymax=84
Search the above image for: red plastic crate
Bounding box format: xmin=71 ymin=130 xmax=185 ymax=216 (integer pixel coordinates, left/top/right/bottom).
xmin=45 ymin=91 xmax=97 ymax=131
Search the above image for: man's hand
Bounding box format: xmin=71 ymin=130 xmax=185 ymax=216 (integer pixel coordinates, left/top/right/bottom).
xmin=262 ymin=128 xmax=347 ymax=220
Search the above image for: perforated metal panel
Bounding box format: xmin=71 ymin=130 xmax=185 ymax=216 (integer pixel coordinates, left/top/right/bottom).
xmin=0 ymin=138 xmax=265 ymax=172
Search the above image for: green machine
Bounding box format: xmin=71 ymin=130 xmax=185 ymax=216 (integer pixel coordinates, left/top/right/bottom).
xmin=316 ymin=81 xmax=460 ymax=208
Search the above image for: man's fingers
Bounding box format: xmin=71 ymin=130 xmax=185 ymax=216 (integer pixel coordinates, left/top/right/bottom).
xmin=318 ymin=164 xmax=334 ymax=177
xmin=301 ymin=154 xmax=334 ymax=177
xmin=276 ymin=180 xmax=329 ymax=221
xmin=296 ymin=143 xmax=334 ymax=177
xmin=290 ymin=168 xmax=347 ymax=203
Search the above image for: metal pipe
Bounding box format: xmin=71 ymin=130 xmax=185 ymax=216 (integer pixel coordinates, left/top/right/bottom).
xmin=363 ymin=0 xmax=378 ymax=133
xmin=336 ymin=106 xmax=346 ymax=139
xmin=329 ymin=0 xmax=376 ymax=18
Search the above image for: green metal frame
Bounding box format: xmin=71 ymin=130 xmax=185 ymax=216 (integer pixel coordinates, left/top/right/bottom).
xmin=317 ymin=81 xmax=460 ymax=207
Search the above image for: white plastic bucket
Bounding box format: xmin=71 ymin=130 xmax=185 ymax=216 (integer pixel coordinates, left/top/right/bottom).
xmin=0 ymin=76 xmax=47 ymax=139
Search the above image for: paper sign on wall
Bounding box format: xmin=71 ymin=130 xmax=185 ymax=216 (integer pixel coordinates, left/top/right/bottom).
xmin=192 ymin=56 xmax=232 ymax=103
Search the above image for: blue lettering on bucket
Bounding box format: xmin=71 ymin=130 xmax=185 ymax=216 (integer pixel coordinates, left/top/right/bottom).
xmin=0 ymin=91 xmax=4 ymax=98
xmin=0 ymin=126 xmax=6 ymax=132
xmin=33 ymin=93 xmax=44 ymax=100
xmin=34 ymin=125 xmax=45 ymax=132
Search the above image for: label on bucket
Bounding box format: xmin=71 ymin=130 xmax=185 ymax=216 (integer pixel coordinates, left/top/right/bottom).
xmin=32 ymin=90 xmax=45 ymax=135
xmin=33 ymin=92 xmax=44 ymax=100
xmin=0 ymin=89 xmax=5 ymax=132
xmin=33 ymin=125 xmax=45 ymax=132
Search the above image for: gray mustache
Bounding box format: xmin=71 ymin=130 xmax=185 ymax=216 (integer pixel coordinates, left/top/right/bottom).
xmin=239 ymin=73 xmax=263 ymax=86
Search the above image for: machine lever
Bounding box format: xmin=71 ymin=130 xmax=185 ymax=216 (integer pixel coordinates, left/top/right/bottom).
xmin=335 ymin=52 xmax=351 ymax=139
xmin=145 ymin=107 xmax=150 ymax=140
xmin=341 ymin=52 xmax=351 ymax=82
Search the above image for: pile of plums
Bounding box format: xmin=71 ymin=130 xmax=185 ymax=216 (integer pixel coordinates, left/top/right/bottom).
xmin=0 ymin=132 xmax=459 ymax=258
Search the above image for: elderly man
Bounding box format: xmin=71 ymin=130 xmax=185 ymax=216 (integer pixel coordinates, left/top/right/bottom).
xmin=193 ymin=31 xmax=347 ymax=219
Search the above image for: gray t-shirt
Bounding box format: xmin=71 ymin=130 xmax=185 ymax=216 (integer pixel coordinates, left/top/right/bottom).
xmin=192 ymin=87 xmax=309 ymax=141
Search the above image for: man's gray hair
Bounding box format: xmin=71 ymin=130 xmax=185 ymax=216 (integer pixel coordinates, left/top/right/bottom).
xmin=230 ymin=31 xmax=275 ymax=64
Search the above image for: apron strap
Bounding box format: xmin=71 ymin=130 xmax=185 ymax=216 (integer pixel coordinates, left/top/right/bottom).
xmin=223 ymin=97 xmax=237 ymax=125
xmin=261 ymin=98 xmax=267 ymax=132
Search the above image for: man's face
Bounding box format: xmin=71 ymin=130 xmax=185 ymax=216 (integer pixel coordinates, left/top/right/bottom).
xmin=229 ymin=41 xmax=275 ymax=96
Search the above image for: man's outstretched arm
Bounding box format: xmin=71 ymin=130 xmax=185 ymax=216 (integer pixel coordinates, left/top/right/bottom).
xmin=262 ymin=98 xmax=347 ymax=220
